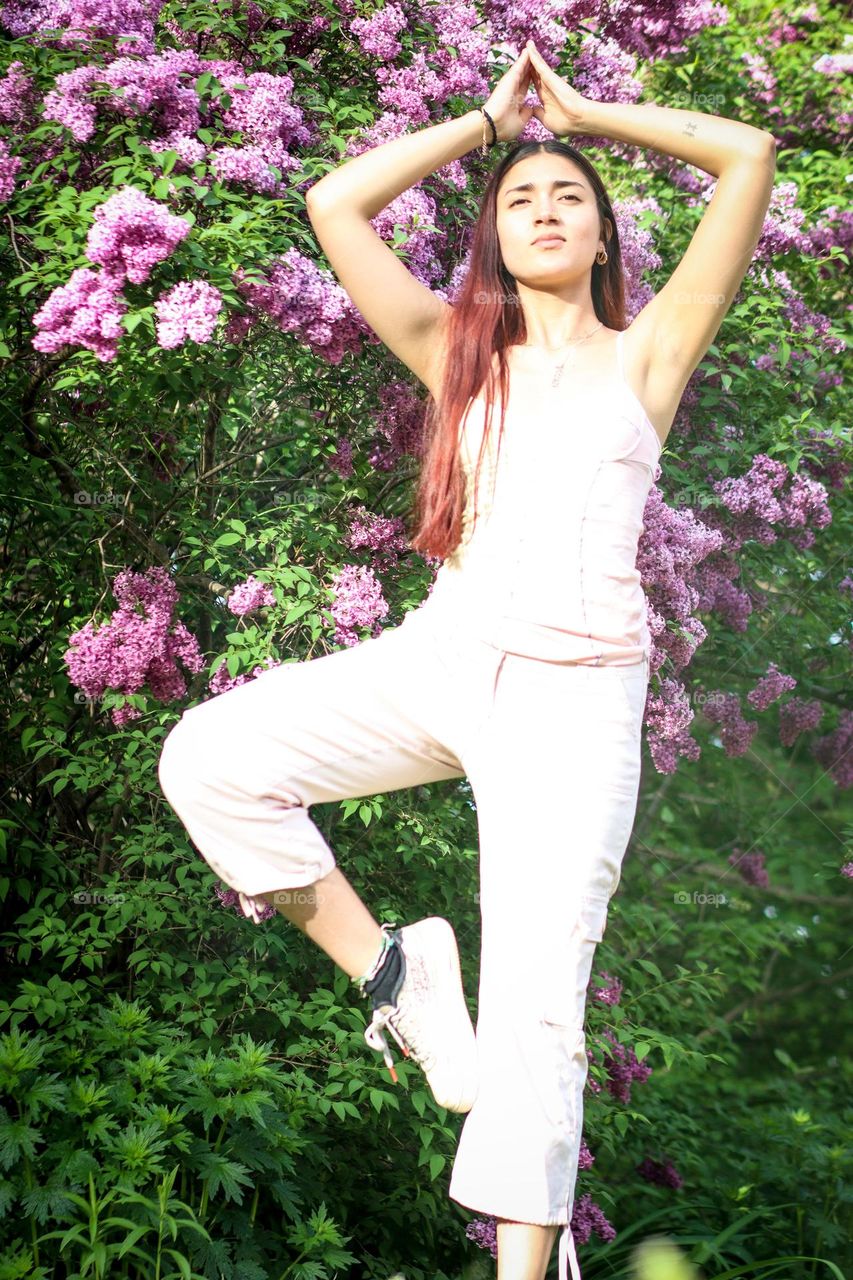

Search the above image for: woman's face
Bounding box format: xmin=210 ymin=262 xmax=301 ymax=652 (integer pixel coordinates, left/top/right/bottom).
xmin=494 ymin=153 xmax=609 ymax=286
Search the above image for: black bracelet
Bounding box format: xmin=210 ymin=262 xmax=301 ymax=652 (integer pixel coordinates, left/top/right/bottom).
xmin=480 ymin=106 xmax=497 ymax=156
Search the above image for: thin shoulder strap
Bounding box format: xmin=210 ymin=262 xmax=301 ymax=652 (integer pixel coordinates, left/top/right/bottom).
xmin=615 ymin=328 xmax=626 ymax=379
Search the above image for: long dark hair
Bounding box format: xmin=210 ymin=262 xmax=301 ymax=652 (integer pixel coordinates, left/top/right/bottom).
xmin=408 ymin=139 xmax=627 ymax=563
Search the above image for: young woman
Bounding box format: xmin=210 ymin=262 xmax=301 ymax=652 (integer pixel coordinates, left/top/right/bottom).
xmin=158 ymin=41 xmax=776 ymax=1280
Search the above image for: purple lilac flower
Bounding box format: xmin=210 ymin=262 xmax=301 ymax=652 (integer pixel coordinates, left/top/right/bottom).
xmin=227 ymin=575 xmax=276 ymax=617
xmin=64 ymin=566 xmax=204 ymax=726
xmin=154 ymin=280 xmax=223 ymax=348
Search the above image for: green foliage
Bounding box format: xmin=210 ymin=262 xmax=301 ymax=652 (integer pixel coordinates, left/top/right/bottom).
xmin=1 ymin=0 xmax=851 ymax=1276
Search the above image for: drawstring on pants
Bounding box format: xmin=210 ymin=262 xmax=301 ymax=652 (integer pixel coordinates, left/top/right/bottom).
xmin=559 ymin=1221 xmax=582 ymax=1280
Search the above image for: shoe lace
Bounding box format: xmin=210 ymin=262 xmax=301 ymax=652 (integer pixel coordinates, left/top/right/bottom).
xmin=365 ymin=1003 xmax=438 ymax=1076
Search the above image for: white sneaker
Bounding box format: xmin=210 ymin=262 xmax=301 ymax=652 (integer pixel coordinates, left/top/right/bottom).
xmin=362 ymin=916 xmax=479 ymax=1113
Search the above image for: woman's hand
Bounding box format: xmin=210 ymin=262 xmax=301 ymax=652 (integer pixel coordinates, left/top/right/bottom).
xmin=525 ymin=40 xmax=590 ymax=138
xmin=481 ymin=47 xmax=537 ymax=143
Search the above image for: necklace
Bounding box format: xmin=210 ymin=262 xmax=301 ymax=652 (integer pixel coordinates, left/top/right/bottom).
xmin=522 ymin=321 xmax=604 ymax=389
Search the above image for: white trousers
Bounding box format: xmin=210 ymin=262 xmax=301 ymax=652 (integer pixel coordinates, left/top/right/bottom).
xmin=158 ymin=594 xmax=650 ymax=1278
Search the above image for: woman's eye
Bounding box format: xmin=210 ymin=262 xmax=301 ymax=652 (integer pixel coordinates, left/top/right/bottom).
xmin=509 ymin=195 xmax=579 ymax=207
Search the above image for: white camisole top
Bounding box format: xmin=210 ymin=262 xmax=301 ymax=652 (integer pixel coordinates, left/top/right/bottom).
xmin=425 ymin=329 xmax=663 ymax=666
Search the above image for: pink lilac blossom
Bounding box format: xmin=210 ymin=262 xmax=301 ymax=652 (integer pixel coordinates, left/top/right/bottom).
xmin=811 ymin=710 xmax=853 ymax=789
xmin=751 ymin=180 xmax=808 ymax=259
xmin=728 ymin=847 xmax=770 ymax=888
xmin=64 ymin=566 xmax=204 ymax=727
xmin=154 ymin=280 xmax=223 ymax=348
xmin=329 ymin=564 xmax=389 ymax=647
xmin=374 ymin=46 xmax=448 ymax=123
xmin=633 ymin=488 xmax=724 ymax=772
xmin=215 ymin=884 xmax=277 ymax=923
xmin=612 ymin=196 xmax=664 ymax=321
xmin=326 ymin=436 xmax=355 ymax=479
xmin=283 ymin=9 xmax=336 ymax=60
xmin=369 ymin=186 xmax=448 ymax=289
xmin=208 ymin=141 xmax=298 ymax=196
xmin=0 ymin=59 xmax=37 ymax=126
xmin=740 ymin=50 xmax=777 ymax=103
xmin=778 ymin=696 xmax=824 ymax=748
xmin=465 ymin=1215 xmax=497 ymax=1259
xmin=227 ymin=575 xmax=276 ymax=617
xmin=208 ymin=656 xmax=280 ymax=696
xmin=350 ymin=2 xmax=408 ymax=59
xmin=597 ymin=1028 xmax=653 ymax=1104
xmin=752 ymin=266 xmax=846 ymax=358
xmin=569 ymin=35 xmax=644 ymax=145
xmin=482 ymin=15 xmax=578 ymax=71
xmin=841 ymin=862 xmax=853 ymax=878
xmin=636 ymin=1156 xmax=684 ymax=1189
xmin=39 ymin=47 xmax=313 ymax=198
xmin=690 ymin=548 xmax=753 ymax=632
xmin=233 ymin=248 xmax=374 ymax=365
xmin=362 ymin=4 xmax=497 ymax=124
xmin=218 ymin=69 xmax=313 ymax=149
xmin=208 ymin=69 xmax=316 ymax=195
xmin=592 ymin=971 xmax=623 ymax=1005
xmin=570 ymin=1192 xmax=617 ymax=1246
xmin=343 ymin=110 xmax=469 ymax=196
xmin=97 ymin=48 xmax=207 ymax=134
xmin=430 ymin=0 xmax=493 ymax=99
xmin=0 ymin=139 xmax=22 ymax=201
xmin=709 ymin=454 xmax=832 ymax=555
xmin=812 ymin=52 xmax=853 ymax=76
xmin=85 ymin=186 xmax=191 ymax=286
xmin=31 ymin=267 xmax=127 ymax=362
xmin=746 ymin=662 xmax=797 ymax=711
xmin=596 ymin=0 xmax=729 ymax=62
xmin=701 ymin=691 xmax=758 ymax=757
xmin=639 ymin=489 xmax=723 ymax=672
xmin=762 ymin=3 xmax=819 ymax=48
xmin=40 ymin=63 xmax=102 ymax=140
xmin=0 ymin=0 xmax=166 ymax=55
xmin=577 ymin=1138 xmax=594 ymax=1171
xmin=367 ymin=380 xmax=427 ymax=471
xmin=644 ymin=676 xmax=702 ymax=775
xmin=805 ymin=205 xmax=853 ymax=282
xmin=133 ymin=52 xmax=243 ymax=134
xmin=223 ymin=311 xmax=254 ymax=345
xmin=343 ymin=505 xmax=410 ymax=570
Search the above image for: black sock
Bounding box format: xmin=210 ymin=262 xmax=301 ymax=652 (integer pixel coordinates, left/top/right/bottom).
xmin=364 ymin=935 xmax=406 ymax=1007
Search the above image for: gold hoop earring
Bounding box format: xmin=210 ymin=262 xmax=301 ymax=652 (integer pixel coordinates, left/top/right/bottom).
xmin=595 ymin=248 xmax=608 ymax=265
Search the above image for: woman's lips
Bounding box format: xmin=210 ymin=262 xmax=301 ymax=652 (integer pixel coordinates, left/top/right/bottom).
xmin=533 ymin=237 xmax=565 ymax=248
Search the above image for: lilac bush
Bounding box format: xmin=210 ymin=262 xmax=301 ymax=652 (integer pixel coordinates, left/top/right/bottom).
xmin=1 ymin=0 xmax=851 ymax=1273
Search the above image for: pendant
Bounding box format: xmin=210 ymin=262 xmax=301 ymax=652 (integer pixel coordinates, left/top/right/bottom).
xmin=551 ymin=352 xmax=570 ymax=389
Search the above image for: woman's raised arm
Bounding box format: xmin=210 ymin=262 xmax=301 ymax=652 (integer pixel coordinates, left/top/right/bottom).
xmin=304 ymin=52 xmax=535 ymax=395
xmin=524 ymin=40 xmax=777 ymax=391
